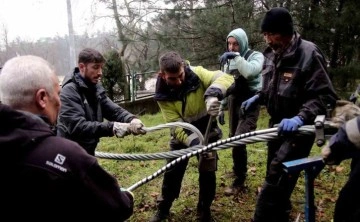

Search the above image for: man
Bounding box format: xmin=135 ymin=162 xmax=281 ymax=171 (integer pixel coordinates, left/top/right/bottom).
xmin=150 ymin=51 xmax=233 ymax=222
xmin=58 ymin=48 xmax=146 ymax=155
xmin=0 ymin=55 xmax=134 ymax=221
xmin=218 ymin=28 xmax=264 ymax=195
xmin=241 ymin=7 xmax=338 ymax=222
xmin=322 ymin=116 xmax=360 ymax=222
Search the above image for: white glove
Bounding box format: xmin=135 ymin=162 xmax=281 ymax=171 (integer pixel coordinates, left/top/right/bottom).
xmin=129 ymin=118 xmax=146 ymax=135
xmin=205 ymin=96 xmax=221 ymax=116
xmin=113 ymin=122 xmax=130 ymax=138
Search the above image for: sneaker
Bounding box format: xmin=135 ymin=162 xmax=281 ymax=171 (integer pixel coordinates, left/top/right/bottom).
xmin=149 ymin=210 xmax=169 ymax=222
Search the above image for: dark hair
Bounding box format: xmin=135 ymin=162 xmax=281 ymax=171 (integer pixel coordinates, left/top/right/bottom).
xmin=159 ymin=51 xmax=184 ymax=73
xmin=78 ymin=48 xmax=105 ymax=64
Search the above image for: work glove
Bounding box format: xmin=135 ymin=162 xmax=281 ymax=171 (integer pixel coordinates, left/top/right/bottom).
xmin=277 ymin=116 xmax=304 ymax=135
xmin=322 ymin=122 xmax=357 ymax=165
xmin=219 ymin=52 xmax=240 ymax=65
xmin=241 ymin=94 xmax=259 ymax=112
xmin=205 ymin=96 xmax=221 ymax=117
xmin=129 ymin=118 xmax=146 ymax=135
xmin=113 ymin=122 xmax=131 ymax=138
xmin=330 ymin=99 xmax=360 ymax=128
xmin=120 ymin=187 xmax=134 ymax=199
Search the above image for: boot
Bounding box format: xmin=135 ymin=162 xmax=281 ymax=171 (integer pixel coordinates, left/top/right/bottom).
xmin=224 ymin=178 xmax=247 ymax=196
xmin=149 ymin=199 xmax=172 ymax=222
xmin=198 ymin=208 xmax=214 ymax=222
xmin=149 ymin=209 xmax=169 ymax=222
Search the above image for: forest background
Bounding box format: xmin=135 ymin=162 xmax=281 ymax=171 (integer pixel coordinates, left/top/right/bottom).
xmin=1 ymin=0 xmax=360 ymax=99
xmin=1 ymin=0 xmax=359 ymax=221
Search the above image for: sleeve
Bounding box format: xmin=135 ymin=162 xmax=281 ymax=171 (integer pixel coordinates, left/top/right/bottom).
xmin=192 ymin=66 xmax=233 ymax=99
xmin=59 ymin=85 xmax=114 ymax=138
xmin=233 ymin=51 xmax=264 ymax=79
xmin=297 ymin=51 xmax=338 ymax=123
xmin=82 ymin=160 xmax=134 ymax=221
xmin=326 ymin=117 xmax=360 ymax=164
xmin=99 ymin=91 xmax=136 ymax=123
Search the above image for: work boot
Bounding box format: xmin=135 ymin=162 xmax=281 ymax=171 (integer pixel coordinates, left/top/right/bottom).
xmin=149 ymin=209 xmax=169 ymax=222
xmin=197 ymin=208 xmax=214 ymax=222
xmin=150 ymin=198 xmax=172 ymax=222
xmin=224 ymin=180 xmax=247 ymax=196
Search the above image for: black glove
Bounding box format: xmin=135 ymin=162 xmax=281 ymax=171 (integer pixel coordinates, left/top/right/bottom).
xmin=219 ymin=52 xmax=240 ymax=65
xmin=218 ymin=111 xmax=225 ymax=125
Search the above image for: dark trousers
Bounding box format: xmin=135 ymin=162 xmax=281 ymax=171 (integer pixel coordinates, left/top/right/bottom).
xmin=253 ymin=134 xmax=315 ymax=222
xmin=157 ymin=136 xmax=219 ymax=212
xmin=228 ymin=94 xmax=260 ymax=185
xmin=334 ymin=156 xmax=360 ymax=222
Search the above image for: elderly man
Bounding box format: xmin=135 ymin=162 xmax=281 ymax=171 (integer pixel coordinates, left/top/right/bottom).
xmin=0 ymin=55 xmax=134 ymax=221
xmin=242 ymin=7 xmax=338 ymax=222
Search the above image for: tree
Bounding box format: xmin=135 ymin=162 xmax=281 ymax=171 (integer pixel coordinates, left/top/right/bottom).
xmin=102 ymin=49 xmax=130 ymax=101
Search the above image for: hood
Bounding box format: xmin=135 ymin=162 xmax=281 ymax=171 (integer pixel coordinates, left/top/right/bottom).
xmin=0 ymin=104 xmax=53 ymax=153
xmin=227 ymin=28 xmax=249 ymax=57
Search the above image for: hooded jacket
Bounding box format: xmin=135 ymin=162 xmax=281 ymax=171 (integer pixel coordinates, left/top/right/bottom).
xmin=154 ymin=63 xmax=233 ymax=146
xmin=0 ymin=104 xmax=133 ymax=221
xmin=222 ymin=28 xmax=264 ymax=96
xmin=58 ymin=68 xmax=136 ymax=154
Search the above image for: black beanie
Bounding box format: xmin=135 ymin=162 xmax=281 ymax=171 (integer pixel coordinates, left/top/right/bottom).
xmin=261 ymin=7 xmax=294 ymax=36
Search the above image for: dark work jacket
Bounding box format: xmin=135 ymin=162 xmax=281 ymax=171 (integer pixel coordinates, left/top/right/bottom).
xmin=0 ymin=104 xmax=133 ymax=221
xmin=58 ymin=68 xmax=136 ymax=155
xmin=259 ymin=32 xmax=338 ymax=126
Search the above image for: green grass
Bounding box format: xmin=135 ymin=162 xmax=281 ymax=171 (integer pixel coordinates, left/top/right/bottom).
xmin=97 ymin=108 xmax=350 ymax=222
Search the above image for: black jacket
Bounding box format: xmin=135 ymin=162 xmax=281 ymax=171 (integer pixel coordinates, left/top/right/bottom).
xmin=259 ymin=32 xmax=338 ymax=125
xmin=58 ymin=68 xmax=136 ymax=154
xmin=0 ymin=104 xmax=133 ymax=221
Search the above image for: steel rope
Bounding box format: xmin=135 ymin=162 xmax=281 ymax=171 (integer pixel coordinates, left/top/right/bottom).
xmin=123 ymin=125 xmax=316 ymax=191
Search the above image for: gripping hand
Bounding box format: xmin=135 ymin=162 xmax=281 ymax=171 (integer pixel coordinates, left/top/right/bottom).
xmin=219 ymin=52 xmax=240 ymax=65
xmin=240 ymin=95 xmax=259 ymax=112
xmin=205 ymin=96 xmax=221 ymax=117
xmin=129 ymin=118 xmax=146 ymax=135
xmin=277 ymin=116 xmax=304 ymax=135
xmin=113 ymin=122 xmax=130 ymax=138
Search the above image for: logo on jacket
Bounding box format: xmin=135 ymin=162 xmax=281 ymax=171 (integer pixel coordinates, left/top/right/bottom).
xmin=45 ymin=153 xmax=67 ymax=173
xmin=55 ymin=154 xmax=66 ymax=165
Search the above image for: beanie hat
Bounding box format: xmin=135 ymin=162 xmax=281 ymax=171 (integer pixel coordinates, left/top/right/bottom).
xmin=261 ymin=7 xmax=294 ymax=36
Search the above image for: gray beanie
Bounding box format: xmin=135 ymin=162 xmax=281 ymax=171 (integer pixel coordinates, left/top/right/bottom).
xmin=261 ymin=7 xmax=294 ymax=36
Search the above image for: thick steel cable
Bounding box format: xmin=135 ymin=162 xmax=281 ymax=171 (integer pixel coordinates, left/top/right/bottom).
xmin=96 ymin=122 xmax=204 ymax=160
xmin=126 ymin=125 xmax=316 ymax=191
xmin=96 ymin=125 xmax=315 ymax=160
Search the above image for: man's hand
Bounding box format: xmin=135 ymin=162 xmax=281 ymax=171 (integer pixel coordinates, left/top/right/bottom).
xmin=218 ymin=110 xmax=225 ymax=125
xmin=219 ymin=52 xmax=240 ymax=65
xmin=330 ymin=99 xmax=360 ymax=128
xmin=205 ymin=96 xmax=221 ymax=117
xmin=120 ymin=187 xmax=134 ymax=199
xmin=129 ymin=118 xmax=146 ymax=135
xmin=113 ymin=122 xmax=130 ymax=138
xmin=241 ymin=95 xmax=259 ymax=112
xmin=277 ymin=116 xmax=304 ymax=135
